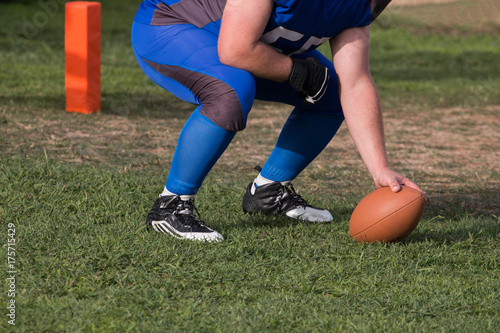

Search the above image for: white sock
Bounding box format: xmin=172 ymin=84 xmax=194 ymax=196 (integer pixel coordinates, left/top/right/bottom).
xmin=160 ymin=187 xmax=195 ymax=201
xmin=254 ymin=173 xmax=292 ymax=187
xmin=254 ymin=173 xmax=274 ymax=187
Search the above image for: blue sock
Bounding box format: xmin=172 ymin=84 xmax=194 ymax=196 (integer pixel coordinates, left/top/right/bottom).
xmin=261 ymin=109 xmax=344 ymax=182
xmin=166 ymin=107 xmax=236 ymax=195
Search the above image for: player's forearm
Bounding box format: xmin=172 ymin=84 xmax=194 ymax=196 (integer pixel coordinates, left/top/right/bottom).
xmin=218 ymin=40 xmax=292 ymax=82
xmin=341 ymin=77 xmax=390 ymax=179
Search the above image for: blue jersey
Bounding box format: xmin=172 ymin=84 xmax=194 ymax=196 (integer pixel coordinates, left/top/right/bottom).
xmin=134 ymin=0 xmax=389 ymax=55
xmin=261 ymin=0 xmax=372 ymax=55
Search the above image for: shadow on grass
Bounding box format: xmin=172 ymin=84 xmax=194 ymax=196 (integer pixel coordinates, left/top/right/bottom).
xmin=0 ymin=92 xmax=195 ymax=121
xmin=429 ymin=187 xmax=500 ymax=217
xmin=0 ymin=94 xmax=65 ymax=111
xmin=100 ymin=92 xmax=195 ymax=120
xmin=410 ymin=218 xmax=499 ymax=244
xmin=406 ymin=187 xmax=500 ymax=243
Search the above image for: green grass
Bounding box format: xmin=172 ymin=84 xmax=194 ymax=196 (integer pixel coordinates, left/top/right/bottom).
xmin=1 ymin=0 xmax=500 ymax=332
xmin=370 ymin=28 xmax=500 ymax=108
xmin=1 ymin=157 xmax=499 ymax=332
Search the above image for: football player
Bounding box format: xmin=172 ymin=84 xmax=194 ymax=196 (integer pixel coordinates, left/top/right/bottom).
xmin=131 ymin=0 xmax=423 ymax=241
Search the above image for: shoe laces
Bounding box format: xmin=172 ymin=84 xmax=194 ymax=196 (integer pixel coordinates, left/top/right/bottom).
xmin=168 ymin=197 xmax=207 ymax=228
xmin=276 ymin=183 xmax=309 ymax=212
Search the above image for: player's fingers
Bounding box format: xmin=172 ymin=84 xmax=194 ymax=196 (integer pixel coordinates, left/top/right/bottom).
xmin=389 ymin=180 xmax=402 ymax=193
xmin=401 ymin=178 xmax=428 ymax=201
xmin=401 ymin=178 xmax=423 ymax=193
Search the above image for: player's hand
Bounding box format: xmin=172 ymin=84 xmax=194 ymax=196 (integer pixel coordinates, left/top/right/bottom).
xmin=373 ymin=167 xmax=425 ymax=195
xmin=288 ymin=57 xmax=329 ymax=104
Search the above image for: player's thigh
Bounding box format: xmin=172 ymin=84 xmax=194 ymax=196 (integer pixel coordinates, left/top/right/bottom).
xmin=254 ymin=50 xmax=342 ymax=116
xmin=131 ymin=22 xmax=256 ymax=130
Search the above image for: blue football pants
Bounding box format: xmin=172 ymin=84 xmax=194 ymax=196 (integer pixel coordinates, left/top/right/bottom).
xmin=132 ymin=22 xmax=344 ymax=195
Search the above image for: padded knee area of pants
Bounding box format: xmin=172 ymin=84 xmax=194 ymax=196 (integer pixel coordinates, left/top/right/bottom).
xmin=199 ymin=83 xmax=247 ymax=132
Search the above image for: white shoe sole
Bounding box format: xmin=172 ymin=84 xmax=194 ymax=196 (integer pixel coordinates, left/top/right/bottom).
xmin=151 ymin=221 xmax=224 ymax=242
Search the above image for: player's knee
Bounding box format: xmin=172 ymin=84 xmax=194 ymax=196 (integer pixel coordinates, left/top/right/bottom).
xmin=200 ymin=82 xmax=254 ymax=132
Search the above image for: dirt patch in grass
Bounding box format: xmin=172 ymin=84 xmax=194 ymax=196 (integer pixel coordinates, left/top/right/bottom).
xmin=2 ymin=103 xmax=499 ymax=188
xmin=392 ymin=0 xmax=460 ymax=6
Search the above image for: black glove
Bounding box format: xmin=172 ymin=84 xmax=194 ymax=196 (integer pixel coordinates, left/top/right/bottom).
xmin=288 ymin=57 xmax=330 ymax=105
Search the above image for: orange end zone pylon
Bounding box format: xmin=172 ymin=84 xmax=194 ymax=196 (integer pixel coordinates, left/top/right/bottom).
xmin=65 ymin=1 xmax=101 ymax=114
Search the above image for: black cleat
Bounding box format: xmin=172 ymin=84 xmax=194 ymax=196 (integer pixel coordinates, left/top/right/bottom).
xmin=242 ymin=181 xmax=333 ymax=222
xmin=146 ymin=195 xmax=223 ymax=242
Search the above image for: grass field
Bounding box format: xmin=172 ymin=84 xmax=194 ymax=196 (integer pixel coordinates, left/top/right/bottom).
xmin=1 ymin=0 xmax=499 ymax=332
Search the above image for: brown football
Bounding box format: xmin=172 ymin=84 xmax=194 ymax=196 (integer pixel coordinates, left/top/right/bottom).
xmin=349 ymin=187 xmax=425 ymax=243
